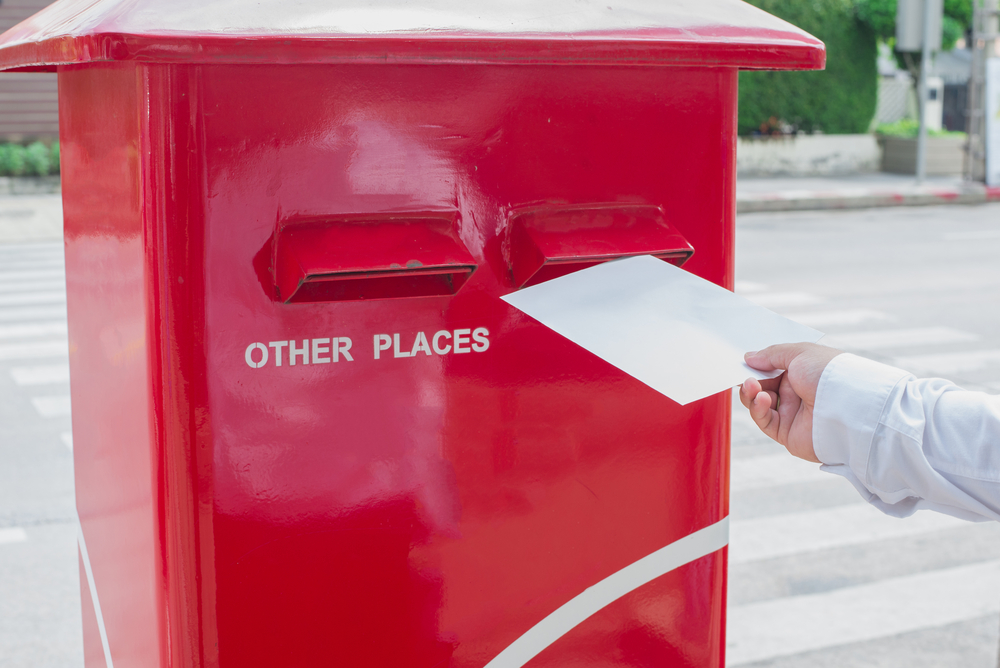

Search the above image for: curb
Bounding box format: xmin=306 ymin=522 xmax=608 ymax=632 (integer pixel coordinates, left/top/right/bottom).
xmin=737 ymin=185 xmax=1000 ymax=214
xmin=0 ymin=176 xmax=61 ymax=195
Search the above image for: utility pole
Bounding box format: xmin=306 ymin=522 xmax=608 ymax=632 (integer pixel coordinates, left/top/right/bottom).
xmin=966 ymin=0 xmax=999 ymax=183
xmin=897 ymin=0 xmax=943 ymax=183
xmin=915 ymin=0 xmax=935 ymax=182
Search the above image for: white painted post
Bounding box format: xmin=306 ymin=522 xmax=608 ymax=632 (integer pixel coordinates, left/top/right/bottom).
xmin=916 ymin=0 xmax=935 ymax=182
xmin=987 ymin=57 xmax=1000 ymax=186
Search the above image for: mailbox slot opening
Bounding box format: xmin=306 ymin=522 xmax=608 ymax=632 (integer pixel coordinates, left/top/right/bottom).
xmin=288 ymin=266 xmax=474 ymax=303
xmin=272 ymin=213 xmax=477 ymax=303
xmin=506 ymin=204 xmax=694 ymax=288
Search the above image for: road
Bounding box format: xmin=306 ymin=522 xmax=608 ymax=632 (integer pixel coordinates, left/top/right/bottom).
xmin=730 ymin=202 xmax=1000 ymax=667
xmin=1 ymin=196 xmax=999 ymax=666
xmin=0 ymin=228 xmax=80 ymax=666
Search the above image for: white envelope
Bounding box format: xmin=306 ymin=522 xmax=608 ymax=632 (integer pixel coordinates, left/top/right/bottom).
xmin=501 ymin=255 xmax=823 ymax=405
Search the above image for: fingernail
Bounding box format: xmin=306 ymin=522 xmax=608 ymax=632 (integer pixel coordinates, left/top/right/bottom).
xmin=745 ymin=351 xmax=757 ymax=359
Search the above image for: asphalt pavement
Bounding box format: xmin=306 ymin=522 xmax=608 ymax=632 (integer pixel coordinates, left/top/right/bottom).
xmin=2 ymin=192 xmax=1000 ymax=666
xmin=0 ymin=207 xmax=79 ymax=668
xmin=730 ymin=202 xmax=1000 ymax=667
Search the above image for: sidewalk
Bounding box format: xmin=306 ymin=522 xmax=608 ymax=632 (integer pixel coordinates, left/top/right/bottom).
xmin=737 ymin=173 xmax=1000 ymax=214
xmin=0 ymin=193 xmax=62 ymax=243
xmin=0 ymin=175 xmax=999 ymax=246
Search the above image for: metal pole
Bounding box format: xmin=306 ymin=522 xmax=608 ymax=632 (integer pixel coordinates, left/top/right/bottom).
xmin=966 ymin=0 xmax=999 ymax=183
xmin=916 ymin=0 xmax=934 ymax=183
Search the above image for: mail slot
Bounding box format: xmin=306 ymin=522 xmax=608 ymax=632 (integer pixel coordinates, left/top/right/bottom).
xmin=506 ymin=204 xmax=694 ymax=288
xmin=0 ymin=2 xmax=824 ymax=667
xmin=270 ymin=213 xmax=477 ymax=302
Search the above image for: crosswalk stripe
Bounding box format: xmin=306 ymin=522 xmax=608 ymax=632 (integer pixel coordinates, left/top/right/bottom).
xmin=0 ymin=259 xmax=64 ymax=269
xmin=0 ymin=280 xmax=66 ymax=294
xmin=726 ymin=560 xmax=1000 ymax=666
xmin=0 ymin=291 xmax=65 ymax=307
xmin=0 ymin=340 xmax=68 ymax=361
xmin=0 ymin=270 xmax=64 ymax=283
xmin=943 ymin=230 xmax=1000 ymax=241
xmin=734 ymin=281 xmax=768 ymax=294
xmin=0 ymin=527 xmax=28 ymax=545
xmin=0 ymin=253 xmax=63 ymax=263
xmin=11 ymin=364 xmax=70 ymax=385
xmin=730 ymin=454 xmax=831 ymax=492
xmin=0 ymin=251 xmax=63 ymax=260
xmin=31 ymin=395 xmax=72 ymax=418
xmin=729 ymin=504 xmax=968 ymax=564
xmin=0 ymin=306 xmax=67 ymax=322
xmin=893 ymin=349 xmax=1000 ymax=376
xmin=0 ymin=241 xmax=61 ymax=251
xmin=0 ymin=244 xmax=62 ymax=251
xmin=744 ymin=292 xmax=824 ymax=309
xmin=784 ymin=309 xmax=892 ymax=328
xmin=822 ymin=326 xmax=979 ymax=351
xmin=0 ymin=322 xmax=67 ymax=340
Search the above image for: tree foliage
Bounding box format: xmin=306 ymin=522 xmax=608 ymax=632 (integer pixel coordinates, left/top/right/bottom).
xmin=0 ymin=142 xmax=59 ymax=176
xmin=856 ymin=0 xmax=973 ymax=51
xmin=738 ymin=0 xmax=878 ymax=135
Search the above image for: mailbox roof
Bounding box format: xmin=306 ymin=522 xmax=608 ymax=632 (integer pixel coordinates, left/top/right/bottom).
xmin=0 ymin=0 xmax=825 ymax=72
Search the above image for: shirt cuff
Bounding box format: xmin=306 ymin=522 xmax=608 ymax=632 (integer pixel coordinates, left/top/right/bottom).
xmin=813 ymin=353 xmax=912 ymax=482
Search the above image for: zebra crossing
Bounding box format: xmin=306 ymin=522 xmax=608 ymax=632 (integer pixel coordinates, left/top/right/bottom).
xmin=728 ymin=278 xmax=1000 ymax=666
xmin=0 ymin=243 xmax=70 ymax=419
xmin=0 ymin=242 xmax=72 ymax=510
xmin=4 ymin=212 xmax=1000 ymax=665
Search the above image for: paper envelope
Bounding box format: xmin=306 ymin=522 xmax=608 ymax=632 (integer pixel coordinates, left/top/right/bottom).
xmin=501 ymin=255 xmax=824 ymax=405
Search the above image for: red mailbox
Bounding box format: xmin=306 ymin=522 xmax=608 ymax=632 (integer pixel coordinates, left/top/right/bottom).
xmin=0 ymin=3 xmax=823 ymax=667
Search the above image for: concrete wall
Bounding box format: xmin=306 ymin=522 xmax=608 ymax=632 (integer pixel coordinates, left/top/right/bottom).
xmin=880 ymin=136 xmax=965 ymax=175
xmin=737 ymin=134 xmax=881 ymax=177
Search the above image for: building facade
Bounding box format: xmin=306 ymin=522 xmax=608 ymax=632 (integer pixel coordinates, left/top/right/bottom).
xmin=0 ymin=0 xmax=57 ymax=141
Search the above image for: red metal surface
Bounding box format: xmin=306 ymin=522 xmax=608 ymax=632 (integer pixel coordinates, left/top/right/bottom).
xmin=507 ymin=204 xmax=694 ymax=288
xmin=0 ymin=0 xmax=824 ymax=72
xmin=61 ymin=62 xmax=164 ymax=666
xmin=33 ymin=4 xmax=825 ymax=668
xmin=62 ymin=59 xmax=736 ymax=668
xmin=271 ymin=213 xmax=477 ymax=303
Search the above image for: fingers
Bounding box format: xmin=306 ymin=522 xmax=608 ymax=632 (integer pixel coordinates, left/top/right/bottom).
xmin=744 ymin=343 xmax=814 ymax=373
xmin=739 ymin=377 xmax=761 ymax=408
xmin=740 ymin=375 xmax=782 ymax=405
xmin=747 ymin=388 xmax=781 ymax=442
xmin=774 ymin=375 xmax=802 ymax=443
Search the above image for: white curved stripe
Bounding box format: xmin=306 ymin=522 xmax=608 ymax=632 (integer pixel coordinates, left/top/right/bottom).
xmin=484 ymin=516 xmax=730 ymax=668
xmin=78 ymin=522 xmax=115 ymax=668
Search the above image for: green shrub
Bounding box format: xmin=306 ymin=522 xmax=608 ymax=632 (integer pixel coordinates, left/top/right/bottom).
xmin=0 ymin=144 xmax=27 ymax=176
xmin=738 ymin=0 xmax=878 ymax=135
xmin=25 ymin=141 xmax=51 ymax=176
xmin=0 ymin=141 xmax=60 ymax=176
xmin=876 ymin=119 xmax=966 ymax=138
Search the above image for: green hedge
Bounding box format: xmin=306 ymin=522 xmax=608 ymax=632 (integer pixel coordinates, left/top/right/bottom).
xmin=0 ymin=141 xmax=60 ymax=176
xmin=876 ymin=119 xmax=965 ymax=138
xmin=738 ymin=0 xmax=878 ymax=135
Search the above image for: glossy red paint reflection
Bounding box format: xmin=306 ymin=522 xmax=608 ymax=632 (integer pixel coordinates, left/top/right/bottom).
xmin=506 ymin=204 xmax=694 ymax=287
xmin=0 ymin=2 xmax=824 ymax=667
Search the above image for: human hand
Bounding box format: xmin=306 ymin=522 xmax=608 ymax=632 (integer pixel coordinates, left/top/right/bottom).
xmin=739 ymin=343 xmax=843 ymax=463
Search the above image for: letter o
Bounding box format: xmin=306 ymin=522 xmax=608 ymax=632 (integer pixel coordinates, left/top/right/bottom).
xmin=245 ymin=342 xmax=268 ymax=368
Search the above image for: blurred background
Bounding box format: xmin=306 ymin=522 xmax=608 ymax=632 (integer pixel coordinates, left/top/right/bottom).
xmin=0 ymin=0 xmax=999 ymax=667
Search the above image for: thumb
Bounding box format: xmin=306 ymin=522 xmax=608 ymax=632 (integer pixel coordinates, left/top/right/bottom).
xmin=745 ymin=343 xmax=814 ymax=373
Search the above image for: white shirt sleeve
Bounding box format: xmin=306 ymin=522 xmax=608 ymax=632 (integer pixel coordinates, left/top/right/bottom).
xmin=812 ymin=353 xmax=1000 ymax=522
